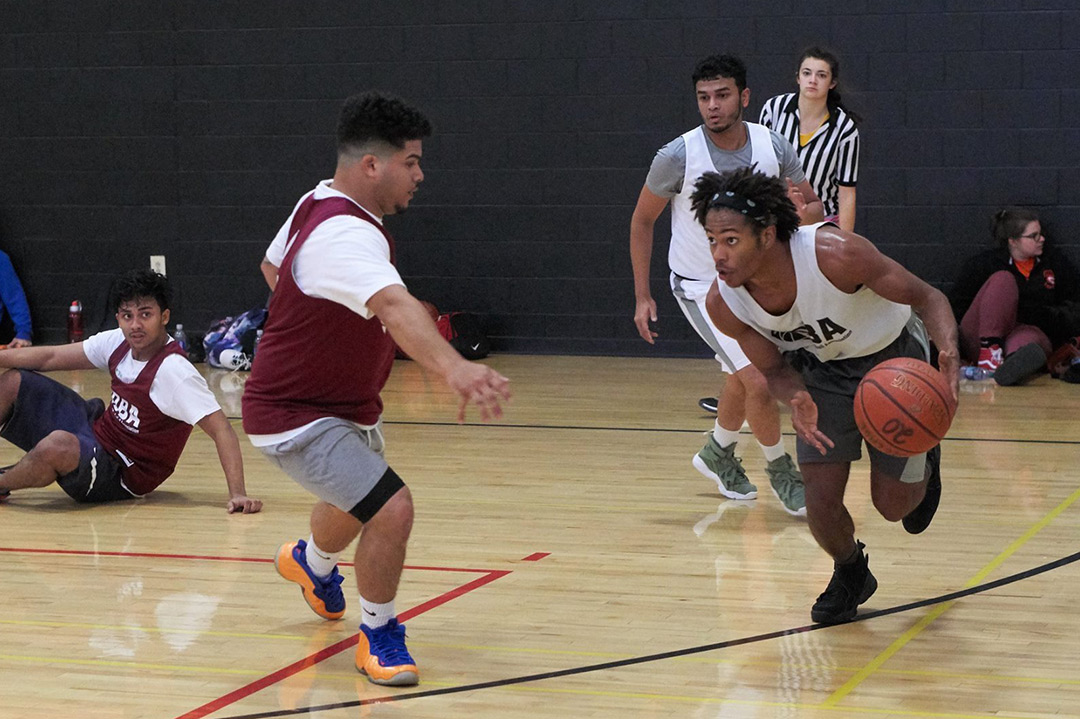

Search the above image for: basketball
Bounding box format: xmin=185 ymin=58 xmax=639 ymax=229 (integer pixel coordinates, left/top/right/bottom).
xmin=853 ymin=357 xmax=956 ymax=457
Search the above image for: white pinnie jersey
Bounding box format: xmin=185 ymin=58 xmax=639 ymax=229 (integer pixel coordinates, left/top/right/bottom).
xmin=718 ymin=224 xmax=912 ymax=361
xmin=669 ymin=124 xmax=779 ymax=281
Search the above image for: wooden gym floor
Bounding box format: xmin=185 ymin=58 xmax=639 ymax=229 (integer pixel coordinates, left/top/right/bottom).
xmin=1 ymin=355 xmax=1078 ymax=718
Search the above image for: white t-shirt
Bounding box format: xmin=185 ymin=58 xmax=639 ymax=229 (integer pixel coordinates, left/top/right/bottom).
xmin=264 ymin=180 xmax=405 ymax=318
xmin=82 ymin=329 xmax=222 ymax=426
xmin=253 ymin=181 xmax=404 ymax=447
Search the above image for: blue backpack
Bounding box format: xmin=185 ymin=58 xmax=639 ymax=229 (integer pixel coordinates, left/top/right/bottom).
xmin=204 ymin=306 xmax=267 ymax=369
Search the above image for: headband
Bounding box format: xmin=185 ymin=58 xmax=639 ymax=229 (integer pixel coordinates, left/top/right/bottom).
xmin=709 ymin=191 xmax=769 ymax=223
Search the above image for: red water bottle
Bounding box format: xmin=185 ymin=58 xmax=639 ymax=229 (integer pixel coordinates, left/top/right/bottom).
xmin=67 ymin=301 xmax=84 ymax=343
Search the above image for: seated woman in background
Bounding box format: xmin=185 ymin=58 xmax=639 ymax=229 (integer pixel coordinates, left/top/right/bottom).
xmin=950 ymin=207 xmax=1080 ymax=385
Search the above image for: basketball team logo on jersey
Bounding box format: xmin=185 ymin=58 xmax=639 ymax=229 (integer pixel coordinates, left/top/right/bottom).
xmin=109 ymin=391 xmax=141 ymax=434
xmin=771 ymin=317 xmax=851 ymax=348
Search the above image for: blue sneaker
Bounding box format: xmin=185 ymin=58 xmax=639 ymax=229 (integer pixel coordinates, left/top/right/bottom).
xmin=356 ymin=619 xmax=419 ymax=686
xmin=275 ymin=539 xmax=346 ymax=620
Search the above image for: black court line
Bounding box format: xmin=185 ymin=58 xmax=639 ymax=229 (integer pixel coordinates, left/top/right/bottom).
xmin=223 ymin=416 xmax=1080 ymax=447
xmin=218 ymin=550 xmax=1080 ymax=719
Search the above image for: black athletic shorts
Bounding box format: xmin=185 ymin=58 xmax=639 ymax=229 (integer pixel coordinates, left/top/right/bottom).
xmin=0 ymin=370 xmax=133 ymax=503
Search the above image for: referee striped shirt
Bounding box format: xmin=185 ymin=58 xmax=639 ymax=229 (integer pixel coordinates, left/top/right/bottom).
xmin=759 ymin=92 xmax=859 ymax=218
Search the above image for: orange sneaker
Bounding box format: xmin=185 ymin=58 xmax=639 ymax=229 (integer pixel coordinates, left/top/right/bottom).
xmin=356 ymin=619 xmax=419 ymax=686
xmin=275 ymin=539 xmax=346 ymax=620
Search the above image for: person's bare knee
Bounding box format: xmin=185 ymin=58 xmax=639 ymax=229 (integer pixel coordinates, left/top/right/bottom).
xmin=35 ymin=430 xmax=81 ymax=476
xmin=366 ymin=487 xmax=413 ymax=542
xmin=870 ymin=476 xmax=923 ymax=522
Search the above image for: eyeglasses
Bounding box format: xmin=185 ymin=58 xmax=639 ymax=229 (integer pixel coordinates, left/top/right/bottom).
xmin=1016 ymin=232 xmax=1044 ymax=241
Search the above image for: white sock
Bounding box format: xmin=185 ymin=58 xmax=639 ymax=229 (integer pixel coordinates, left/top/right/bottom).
xmin=758 ymin=440 xmax=787 ymax=463
xmin=711 ymin=422 xmax=741 ymax=449
xmin=360 ymin=596 xmax=396 ymax=629
xmin=304 ymin=535 xmax=339 ymax=579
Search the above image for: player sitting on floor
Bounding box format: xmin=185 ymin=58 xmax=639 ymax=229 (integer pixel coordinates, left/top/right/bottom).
xmin=0 ymin=269 xmax=261 ymax=512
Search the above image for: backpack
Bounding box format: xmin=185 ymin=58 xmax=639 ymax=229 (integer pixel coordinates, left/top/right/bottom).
xmin=436 ymin=312 xmax=490 ymax=360
xmin=204 ymin=306 xmax=268 ymax=369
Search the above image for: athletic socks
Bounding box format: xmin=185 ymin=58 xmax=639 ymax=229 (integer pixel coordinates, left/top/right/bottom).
xmin=711 ymin=422 xmax=741 ymax=449
xmin=304 ymin=535 xmax=340 ymax=579
xmin=360 ymin=597 xmax=396 ymax=629
xmin=758 ymin=439 xmax=787 ymax=462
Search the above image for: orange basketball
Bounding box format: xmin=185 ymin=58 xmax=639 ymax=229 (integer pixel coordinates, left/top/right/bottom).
xmin=854 ymin=357 xmax=956 ymax=457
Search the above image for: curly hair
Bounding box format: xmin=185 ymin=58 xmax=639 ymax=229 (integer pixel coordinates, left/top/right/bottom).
xmin=689 ymin=167 xmax=801 ymax=243
xmin=337 ymin=91 xmax=433 ymax=156
xmin=991 ymin=207 xmax=1040 ymax=249
xmin=113 ymin=269 xmax=171 ymax=312
xmin=692 ymin=54 xmax=747 ymax=92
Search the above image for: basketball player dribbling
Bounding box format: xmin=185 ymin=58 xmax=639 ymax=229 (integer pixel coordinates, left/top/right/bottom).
xmin=694 ymin=167 xmax=959 ymax=624
xmin=244 ymin=91 xmax=510 ymax=685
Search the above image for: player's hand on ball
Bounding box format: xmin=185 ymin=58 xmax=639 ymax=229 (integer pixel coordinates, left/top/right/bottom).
xmin=449 ymin=362 xmax=511 ymax=423
xmin=790 ymin=390 xmax=834 ymax=455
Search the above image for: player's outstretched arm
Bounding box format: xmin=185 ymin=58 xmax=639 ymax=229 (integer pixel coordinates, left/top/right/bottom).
xmin=0 ymin=342 xmax=95 ymax=372
xmin=369 ymin=285 xmax=510 ymax=423
xmin=816 ymin=227 xmax=960 ymax=402
xmin=705 ymin=283 xmax=834 ymax=454
xmin=197 ymin=410 xmax=262 ymax=514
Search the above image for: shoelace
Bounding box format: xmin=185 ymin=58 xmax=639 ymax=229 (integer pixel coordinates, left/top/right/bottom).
xmin=370 ymin=624 xmax=413 ymax=665
xmin=313 ymin=568 xmax=346 ymax=611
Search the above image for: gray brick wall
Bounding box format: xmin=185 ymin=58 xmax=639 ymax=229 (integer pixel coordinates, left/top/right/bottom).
xmin=0 ymin=1 xmax=1077 ymax=355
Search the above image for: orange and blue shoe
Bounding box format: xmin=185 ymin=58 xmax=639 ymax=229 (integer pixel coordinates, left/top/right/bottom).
xmin=356 ymin=619 xmax=419 ymax=686
xmin=275 ymin=539 xmax=346 ymax=620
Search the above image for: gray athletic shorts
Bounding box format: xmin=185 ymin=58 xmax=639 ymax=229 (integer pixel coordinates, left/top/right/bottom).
xmin=788 ymin=316 xmax=931 ymax=483
xmin=258 ymin=417 xmax=405 ymax=522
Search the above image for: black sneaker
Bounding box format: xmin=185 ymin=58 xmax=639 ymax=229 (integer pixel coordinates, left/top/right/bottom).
xmin=698 ymin=397 xmax=718 ymax=414
xmin=811 ymin=541 xmax=877 ymax=624
xmin=994 ymin=342 xmax=1047 ymax=386
xmin=903 ymin=444 xmax=941 ymax=534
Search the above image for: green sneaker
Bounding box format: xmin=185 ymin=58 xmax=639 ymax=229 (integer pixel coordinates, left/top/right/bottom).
xmin=766 ymin=454 xmax=806 ymax=517
xmin=692 ymin=436 xmax=757 ymax=500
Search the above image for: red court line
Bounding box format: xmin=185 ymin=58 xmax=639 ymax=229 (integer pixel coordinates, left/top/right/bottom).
xmin=521 ymin=552 xmax=550 ymax=562
xmin=0 ymin=546 xmax=494 ymax=574
xmin=175 ymin=568 xmax=510 ymax=719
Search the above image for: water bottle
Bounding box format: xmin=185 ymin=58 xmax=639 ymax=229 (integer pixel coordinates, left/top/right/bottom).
xmin=67 ymin=301 xmax=84 ymax=343
xmin=253 ymin=328 xmax=263 ymax=358
xmin=174 ymin=324 xmax=188 ymax=352
xmin=961 ymin=365 xmax=990 ymax=381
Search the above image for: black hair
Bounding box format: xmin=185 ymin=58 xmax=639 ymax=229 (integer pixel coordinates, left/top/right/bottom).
xmin=692 ymin=54 xmax=748 ymax=93
xmin=113 ymin=269 xmax=171 ymax=313
xmin=991 ymin=207 xmax=1041 ymax=249
xmin=337 ymin=91 xmax=433 ymax=157
xmin=799 ymin=46 xmax=862 ymax=125
xmin=689 ymin=167 xmax=801 ymax=243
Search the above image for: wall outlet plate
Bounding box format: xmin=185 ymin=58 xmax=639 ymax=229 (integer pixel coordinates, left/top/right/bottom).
xmin=150 ymin=255 xmax=166 ymax=275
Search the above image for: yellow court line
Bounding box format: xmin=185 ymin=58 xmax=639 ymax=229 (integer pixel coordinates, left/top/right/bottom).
xmin=490 ymin=683 xmax=1037 ymax=719
xmin=0 ymin=653 xmax=265 ymax=676
xmin=823 ymin=483 xmax=1080 ymax=707
xmin=0 ymin=617 xmax=311 ymax=642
